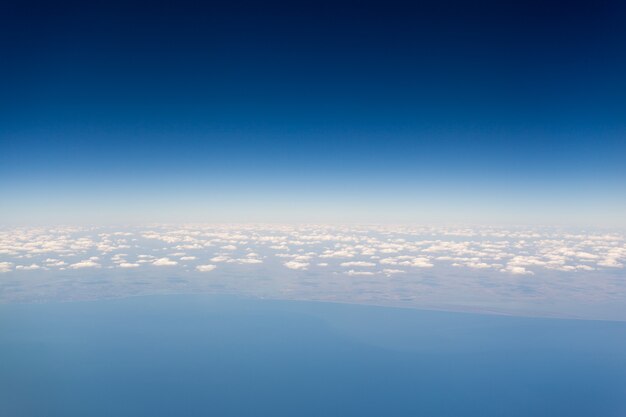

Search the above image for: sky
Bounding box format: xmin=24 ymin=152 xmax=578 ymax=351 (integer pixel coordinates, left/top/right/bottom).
xmin=1 ymin=0 xmax=625 ymax=226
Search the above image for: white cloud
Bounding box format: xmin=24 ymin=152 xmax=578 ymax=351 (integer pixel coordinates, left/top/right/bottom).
xmin=210 ymin=255 xmax=230 ymax=262
xmin=319 ymin=249 xmax=355 ymax=258
xmin=575 ymin=252 xmax=599 ymax=259
xmin=69 ymin=260 xmax=100 ymax=269
xmin=0 ymin=262 xmax=12 ymax=273
xmin=340 ymin=261 xmax=376 ymax=267
xmin=576 ymin=264 xmax=594 ymax=271
xmin=17 ymin=263 xmax=41 ymax=271
xmin=501 ymin=265 xmax=534 ymax=275
xmin=284 ymin=261 xmax=309 ymax=270
xmin=345 ymin=270 xmax=375 ymax=276
xmin=383 ymin=268 xmax=405 ymax=275
xmin=119 ymin=262 xmax=140 ymax=268
xmin=153 ymin=257 xmax=178 ymax=266
xmin=381 ymin=256 xmax=433 ymax=268
xmin=453 ymin=261 xmax=494 ymax=269
xmin=232 ymin=258 xmax=263 ymax=264
xmin=409 ymin=257 xmax=434 ymax=268
xmin=196 ymin=264 xmax=217 ymax=272
xmin=598 ymin=258 xmax=623 ymax=268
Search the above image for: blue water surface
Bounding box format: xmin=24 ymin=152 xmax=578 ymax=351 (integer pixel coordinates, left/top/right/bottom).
xmin=1 ymin=295 xmax=625 ymax=417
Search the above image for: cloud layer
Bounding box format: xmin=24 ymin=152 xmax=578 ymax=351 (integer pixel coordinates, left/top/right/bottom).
xmin=0 ymin=224 xmax=624 ymax=320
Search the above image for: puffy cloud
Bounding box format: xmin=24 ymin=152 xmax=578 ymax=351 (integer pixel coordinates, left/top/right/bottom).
xmin=409 ymin=257 xmax=434 ymax=268
xmin=598 ymin=258 xmax=623 ymax=268
xmin=232 ymin=258 xmax=263 ymax=264
xmin=575 ymin=264 xmax=594 ymax=271
xmin=16 ymin=263 xmax=41 ymax=271
xmin=381 ymin=256 xmax=433 ymax=268
xmin=501 ymin=265 xmax=534 ymax=275
xmin=319 ymin=249 xmax=355 ymax=258
xmin=119 ymin=262 xmax=140 ymax=268
xmin=45 ymin=258 xmax=67 ymax=266
xmin=0 ymin=262 xmax=12 ymax=273
xmin=284 ymin=261 xmax=309 ymax=270
xmin=196 ymin=264 xmax=217 ymax=272
xmin=576 ymin=252 xmax=599 ymax=260
xmin=340 ymin=261 xmax=376 ymax=267
xmin=345 ymin=270 xmax=375 ymax=276
xmin=153 ymin=258 xmax=178 ymax=266
xmin=69 ymin=260 xmax=100 ymax=269
xmin=508 ymin=256 xmax=547 ymax=267
xmin=383 ymin=268 xmax=405 ymax=275
xmin=210 ymin=255 xmax=230 ymax=262
xmin=453 ymin=261 xmax=495 ymax=269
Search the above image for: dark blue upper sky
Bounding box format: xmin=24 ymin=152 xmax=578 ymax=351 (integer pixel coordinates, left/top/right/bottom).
xmin=1 ymin=0 xmax=625 ymax=225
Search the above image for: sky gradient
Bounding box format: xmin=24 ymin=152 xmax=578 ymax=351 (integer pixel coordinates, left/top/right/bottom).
xmin=2 ymin=0 xmax=625 ymax=226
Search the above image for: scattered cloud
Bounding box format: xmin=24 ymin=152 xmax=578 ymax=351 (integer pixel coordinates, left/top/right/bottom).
xmin=210 ymin=255 xmax=230 ymax=262
xmin=284 ymin=261 xmax=309 ymax=270
xmin=598 ymin=258 xmax=623 ymax=268
xmin=345 ymin=270 xmax=375 ymax=276
xmin=196 ymin=264 xmax=217 ymax=272
xmin=1 ymin=225 xmax=625 ymax=319
xmin=153 ymin=257 xmax=178 ymax=266
xmin=501 ymin=265 xmax=534 ymax=275
xmin=0 ymin=262 xmax=12 ymax=273
xmin=383 ymin=268 xmax=405 ymax=274
xmin=340 ymin=261 xmax=376 ymax=267
xmin=69 ymin=260 xmax=100 ymax=269
xmin=16 ymin=264 xmax=41 ymax=271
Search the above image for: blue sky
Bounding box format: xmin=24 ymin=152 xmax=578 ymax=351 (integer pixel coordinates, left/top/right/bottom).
xmin=1 ymin=0 xmax=625 ymax=226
